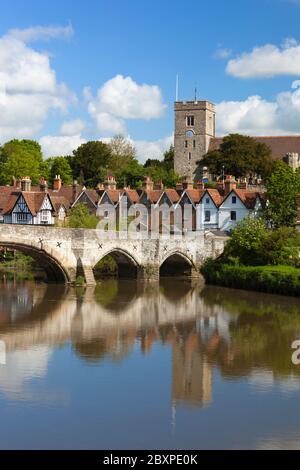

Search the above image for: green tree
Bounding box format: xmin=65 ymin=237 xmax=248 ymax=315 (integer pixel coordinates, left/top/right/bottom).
xmin=200 ymin=134 xmax=273 ymax=178
xmin=68 ymin=203 xmax=99 ymax=229
xmin=162 ymin=145 xmax=174 ymax=171
xmin=117 ymin=160 xmax=145 ymax=188
xmin=264 ymin=161 xmax=299 ymax=228
xmin=224 ymin=216 xmax=269 ymax=265
xmin=46 ymin=156 xmax=73 ymax=185
xmin=71 ymin=141 xmax=112 ymax=187
xmin=0 ymin=139 xmax=43 ymax=184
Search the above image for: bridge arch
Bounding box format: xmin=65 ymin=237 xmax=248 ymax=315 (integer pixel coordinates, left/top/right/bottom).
xmin=159 ymin=250 xmax=198 ymax=278
xmin=93 ymin=248 xmax=141 ymax=279
xmin=0 ymin=242 xmax=71 ymax=283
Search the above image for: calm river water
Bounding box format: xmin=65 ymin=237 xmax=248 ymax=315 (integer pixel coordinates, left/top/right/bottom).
xmin=0 ymin=278 xmax=300 ymax=449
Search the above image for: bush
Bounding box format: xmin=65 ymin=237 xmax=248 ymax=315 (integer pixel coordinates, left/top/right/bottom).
xmin=68 ymin=203 xmax=99 ymax=229
xmin=224 ymin=217 xmax=300 ymax=267
xmin=201 ymin=261 xmax=300 ymax=297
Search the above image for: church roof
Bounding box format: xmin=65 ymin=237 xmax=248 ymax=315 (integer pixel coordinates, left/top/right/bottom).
xmin=209 ymin=136 xmax=300 ymax=159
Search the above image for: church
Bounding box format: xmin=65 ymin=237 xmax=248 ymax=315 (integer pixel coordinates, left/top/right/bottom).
xmin=174 ymin=99 xmax=300 ymax=179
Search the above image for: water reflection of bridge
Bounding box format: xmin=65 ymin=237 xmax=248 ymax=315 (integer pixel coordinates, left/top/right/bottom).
xmin=1 ymin=281 xmax=300 ymax=407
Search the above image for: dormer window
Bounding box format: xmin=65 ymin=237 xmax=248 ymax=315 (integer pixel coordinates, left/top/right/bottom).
xmin=186 ymin=115 xmax=194 ymax=126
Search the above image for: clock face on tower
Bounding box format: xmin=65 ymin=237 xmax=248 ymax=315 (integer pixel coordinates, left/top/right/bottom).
xmin=185 ymin=130 xmax=194 ymax=138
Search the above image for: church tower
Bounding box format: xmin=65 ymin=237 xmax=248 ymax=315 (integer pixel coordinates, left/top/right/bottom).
xmin=174 ymin=100 xmax=216 ymax=180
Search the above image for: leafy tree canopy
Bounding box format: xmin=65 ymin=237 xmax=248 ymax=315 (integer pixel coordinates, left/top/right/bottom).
xmin=45 ymin=156 xmax=74 ymax=185
xmin=0 ymin=139 xmax=43 ymax=184
xmin=224 ymin=216 xmax=300 ymax=267
xmin=71 ymin=141 xmax=112 ymax=187
xmin=264 ymin=161 xmax=299 ymax=228
xmin=200 ymin=134 xmax=274 ymax=179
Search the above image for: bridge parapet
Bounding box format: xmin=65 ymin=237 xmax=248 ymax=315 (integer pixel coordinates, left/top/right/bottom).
xmin=0 ymin=225 xmax=228 ymax=284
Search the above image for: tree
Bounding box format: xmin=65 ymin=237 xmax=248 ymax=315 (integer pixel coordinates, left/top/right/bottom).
xmin=264 ymin=161 xmax=299 ymax=228
xmin=46 ymin=156 xmax=73 ymax=185
xmin=224 ymin=216 xmax=269 ymax=265
xmin=71 ymin=141 xmax=112 ymax=187
xmin=162 ymin=145 xmax=174 ymax=171
xmin=68 ymin=203 xmax=99 ymax=229
xmin=109 ymin=135 xmax=137 ymax=180
xmin=0 ymin=139 xmax=43 ymax=184
xmin=199 ymin=134 xmax=273 ymax=179
xmin=117 ymin=160 xmax=145 ymax=188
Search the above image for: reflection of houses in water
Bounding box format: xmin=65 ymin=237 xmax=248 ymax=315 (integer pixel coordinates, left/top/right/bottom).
xmin=0 ymin=280 xmax=235 ymax=405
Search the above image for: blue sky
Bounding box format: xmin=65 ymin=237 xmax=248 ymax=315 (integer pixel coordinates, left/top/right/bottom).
xmin=1 ymin=0 xmax=300 ymax=160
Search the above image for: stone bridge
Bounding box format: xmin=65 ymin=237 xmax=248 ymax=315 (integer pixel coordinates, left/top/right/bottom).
xmin=0 ymin=225 xmax=228 ymax=285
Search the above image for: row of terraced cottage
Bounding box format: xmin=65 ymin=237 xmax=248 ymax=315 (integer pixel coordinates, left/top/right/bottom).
xmin=0 ymin=174 xmax=269 ymax=233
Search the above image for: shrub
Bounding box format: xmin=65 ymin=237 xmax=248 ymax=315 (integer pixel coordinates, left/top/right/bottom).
xmin=201 ymin=261 xmax=300 ymax=297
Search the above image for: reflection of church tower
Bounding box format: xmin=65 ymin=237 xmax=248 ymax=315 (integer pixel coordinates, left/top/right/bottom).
xmin=174 ymin=100 xmax=216 ymax=180
xmin=172 ymin=336 xmax=212 ymax=407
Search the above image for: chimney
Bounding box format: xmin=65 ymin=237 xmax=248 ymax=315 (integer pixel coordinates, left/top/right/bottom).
xmin=196 ymin=180 xmax=205 ymax=190
xmin=175 ymin=182 xmax=183 ymax=191
xmin=97 ymin=182 xmax=105 ymax=190
xmin=224 ymin=175 xmax=237 ymax=195
xmin=182 ymin=175 xmax=193 ymax=190
xmin=21 ymin=176 xmax=31 ymax=192
xmin=39 ymin=177 xmax=48 ymax=192
xmin=154 ymin=179 xmax=164 ymax=190
xmin=104 ymin=175 xmax=117 ymax=190
xmin=142 ymin=176 xmax=154 ymax=192
xmin=53 ymin=175 xmax=62 ymax=191
xmin=239 ymin=177 xmax=248 ymax=190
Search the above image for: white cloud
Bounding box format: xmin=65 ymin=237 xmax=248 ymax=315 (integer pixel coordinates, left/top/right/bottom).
xmin=134 ymin=135 xmax=173 ymax=163
xmin=226 ymin=38 xmax=300 ymax=78
xmin=0 ymin=28 xmax=75 ymax=143
xmin=87 ymin=74 xmax=167 ymax=135
xmin=40 ymin=134 xmax=86 ymax=157
xmin=6 ymin=24 xmax=74 ymax=43
xmin=216 ymin=81 xmax=300 ymax=135
xmin=60 ymin=119 xmax=86 ymax=136
xmin=214 ymin=47 xmax=232 ymax=59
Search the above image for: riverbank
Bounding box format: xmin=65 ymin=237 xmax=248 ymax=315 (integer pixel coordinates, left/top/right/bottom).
xmin=201 ymin=261 xmax=300 ymax=297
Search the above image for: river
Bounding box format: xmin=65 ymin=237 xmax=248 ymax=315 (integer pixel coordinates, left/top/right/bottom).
xmin=0 ymin=278 xmax=300 ymax=450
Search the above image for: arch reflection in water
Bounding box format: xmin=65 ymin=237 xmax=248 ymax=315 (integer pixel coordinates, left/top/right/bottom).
xmin=0 ymin=281 xmax=300 ymax=408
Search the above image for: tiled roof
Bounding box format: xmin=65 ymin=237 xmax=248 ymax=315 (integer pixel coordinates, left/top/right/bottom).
xmin=234 ymin=189 xmax=261 ymax=209
xmin=122 ymin=189 xmax=140 ymax=204
xmin=164 ymin=189 xmax=181 ymax=203
xmin=183 ymin=189 xmax=205 ymax=204
xmin=144 ymin=190 xmax=163 ymax=203
xmin=209 ymin=136 xmax=300 ymax=159
xmin=99 ymin=189 xmax=123 ymax=204
xmin=3 ymin=191 xmax=49 ymax=216
xmin=205 ymin=189 xmax=223 ymax=206
xmin=51 ymin=196 xmax=69 ymax=214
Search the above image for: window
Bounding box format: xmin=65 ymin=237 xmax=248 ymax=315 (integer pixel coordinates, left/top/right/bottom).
xmin=193 ymin=140 xmax=196 ymax=148
xmin=188 ymin=152 xmax=192 ymax=161
xmin=186 ymin=115 xmax=194 ymax=126
xmin=205 ymin=210 xmax=211 ymax=222
xmin=184 ymin=140 xmax=188 ymax=148
xmin=16 ymin=213 xmax=29 ymax=223
xmin=232 ymin=196 xmax=237 ymax=204
xmin=40 ymin=210 xmax=50 ymax=224
xmin=230 ymin=211 xmax=237 ymax=221
xmin=205 ymin=198 xmax=210 ymax=204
